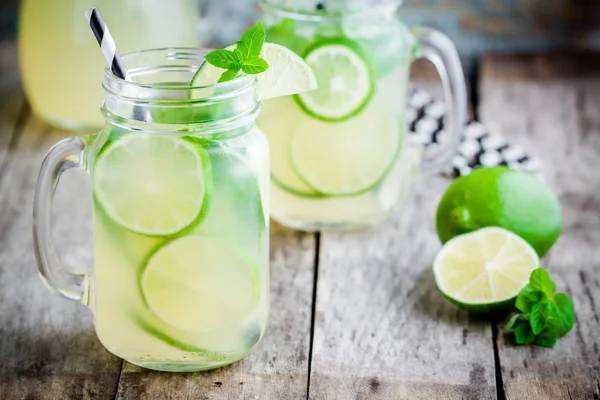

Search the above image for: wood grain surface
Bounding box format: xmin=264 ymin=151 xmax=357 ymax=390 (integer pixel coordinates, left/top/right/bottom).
xmin=1 ymin=40 xmax=600 ymax=400
xmin=308 ymin=176 xmax=497 ymax=400
xmin=479 ymin=53 xmax=600 ymax=400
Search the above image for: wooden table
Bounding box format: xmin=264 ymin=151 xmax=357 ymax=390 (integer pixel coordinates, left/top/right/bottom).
xmin=1 ymin=40 xmax=599 ymax=399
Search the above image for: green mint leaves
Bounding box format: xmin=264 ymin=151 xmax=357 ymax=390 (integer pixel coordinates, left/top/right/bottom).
xmin=505 ymin=268 xmax=575 ymax=348
xmin=205 ymin=22 xmax=270 ymax=83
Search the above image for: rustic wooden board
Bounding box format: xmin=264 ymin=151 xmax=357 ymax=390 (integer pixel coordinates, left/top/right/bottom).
xmin=309 ymin=184 xmax=497 ymax=400
xmin=479 ymin=54 xmax=600 ymax=399
xmin=0 ymin=114 xmax=124 ymax=398
xmin=115 ymin=225 xmax=315 ymax=400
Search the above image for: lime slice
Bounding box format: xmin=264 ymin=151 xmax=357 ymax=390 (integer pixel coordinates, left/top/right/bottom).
xmin=296 ymin=38 xmax=375 ymax=122
xmin=258 ymin=97 xmax=323 ymax=198
xmin=433 ymin=227 xmax=540 ymax=314
xmin=290 ymin=108 xmax=400 ymax=196
xmin=141 ymin=236 xmax=259 ymax=333
xmin=94 ymin=134 xmax=208 ymax=236
xmin=191 ymin=43 xmax=317 ymax=100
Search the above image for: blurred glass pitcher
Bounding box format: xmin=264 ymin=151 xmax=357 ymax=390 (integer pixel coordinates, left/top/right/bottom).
xmin=258 ymin=0 xmax=467 ymax=231
xmin=18 ymin=0 xmax=199 ymax=131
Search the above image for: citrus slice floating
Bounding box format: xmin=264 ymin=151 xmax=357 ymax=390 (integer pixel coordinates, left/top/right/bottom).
xmin=141 ymin=236 xmax=259 ymax=333
xmin=93 ymin=134 xmax=208 ymax=236
xmin=290 ymin=110 xmax=400 ymax=196
xmin=433 ymin=227 xmax=540 ymax=314
xmin=295 ymin=38 xmax=375 ymax=121
xmin=191 ymin=43 xmax=317 ymax=100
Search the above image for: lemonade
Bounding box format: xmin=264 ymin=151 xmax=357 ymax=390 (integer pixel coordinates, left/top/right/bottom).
xmin=257 ymin=0 xmax=466 ymax=231
xmin=33 ymin=40 xmax=316 ymax=371
xmin=19 ymin=0 xmax=198 ymax=130
xmin=82 ymin=49 xmax=270 ymax=371
xmin=89 ymin=128 xmax=269 ymax=371
xmin=257 ymin=2 xmax=416 ymax=230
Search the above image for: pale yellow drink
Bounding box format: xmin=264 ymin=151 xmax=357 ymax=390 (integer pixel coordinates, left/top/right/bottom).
xmin=90 ymin=128 xmax=270 ymax=371
xmin=258 ymin=8 xmax=418 ymax=231
xmin=19 ymin=0 xmax=198 ymax=130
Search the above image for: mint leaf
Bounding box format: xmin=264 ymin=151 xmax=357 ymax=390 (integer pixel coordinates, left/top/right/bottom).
xmin=529 ymin=268 xmax=556 ymax=297
xmin=241 ymin=57 xmax=269 ymax=74
xmin=505 ymin=313 xmax=530 ymax=331
xmin=534 ymin=329 xmax=558 ymax=348
xmin=554 ymin=293 xmax=575 ymax=336
xmin=515 ymin=286 xmax=542 ymax=313
xmin=530 ymin=301 xmax=548 ymax=334
xmin=237 ymin=22 xmax=266 ymax=61
xmin=514 ymin=323 xmax=535 ymax=344
xmin=218 ymin=69 xmax=239 ymax=83
xmin=205 ymin=49 xmax=241 ymax=70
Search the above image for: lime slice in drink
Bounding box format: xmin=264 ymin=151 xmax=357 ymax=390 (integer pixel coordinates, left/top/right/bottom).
xmin=433 ymin=227 xmax=540 ymax=314
xmin=191 ymin=43 xmax=317 ymax=100
xmin=141 ymin=236 xmax=259 ymax=333
xmin=290 ymin=110 xmax=400 ymax=196
xmin=258 ymin=97 xmax=323 ymax=198
xmin=93 ymin=133 xmax=208 ymax=236
xmin=295 ymin=38 xmax=375 ymax=122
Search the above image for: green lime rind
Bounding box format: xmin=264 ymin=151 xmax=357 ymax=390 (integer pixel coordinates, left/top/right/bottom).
xmin=440 ymin=292 xmax=519 ymax=316
xmin=294 ymin=37 xmax=376 ymax=123
xmin=290 ymin=134 xmax=403 ymax=198
xmin=435 ymin=167 xmax=562 ymax=257
xmin=133 ymin=314 xmax=231 ymax=361
xmin=137 ymin=236 xmax=263 ymax=334
xmin=271 ymin=174 xmax=328 ymax=198
xmin=92 ymin=132 xmax=213 ymax=239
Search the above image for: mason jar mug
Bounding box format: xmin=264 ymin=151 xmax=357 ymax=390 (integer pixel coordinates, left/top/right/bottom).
xmin=258 ymin=0 xmax=466 ymax=231
xmin=33 ymin=49 xmax=270 ymax=372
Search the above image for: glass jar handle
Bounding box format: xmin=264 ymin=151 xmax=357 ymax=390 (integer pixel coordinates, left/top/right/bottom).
xmin=33 ymin=137 xmax=88 ymax=303
xmin=412 ymin=27 xmax=467 ymax=175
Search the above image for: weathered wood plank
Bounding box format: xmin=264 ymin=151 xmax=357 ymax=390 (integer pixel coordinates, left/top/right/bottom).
xmin=115 ymin=225 xmax=315 ymax=400
xmin=0 ymin=115 xmax=123 ymax=399
xmin=309 ymin=186 xmax=496 ymax=398
xmin=479 ymin=53 xmax=600 ymax=400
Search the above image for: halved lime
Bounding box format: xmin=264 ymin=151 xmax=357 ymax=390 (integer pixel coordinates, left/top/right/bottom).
xmin=93 ymin=134 xmax=208 ymax=236
xmin=433 ymin=227 xmax=540 ymax=314
xmin=141 ymin=236 xmax=259 ymax=333
xmin=191 ymin=43 xmax=317 ymax=100
xmin=290 ymin=110 xmax=400 ymax=196
xmin=295 ymin=38 xmax=375 ymax=122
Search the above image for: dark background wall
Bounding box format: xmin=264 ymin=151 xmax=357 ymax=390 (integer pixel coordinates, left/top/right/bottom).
xmin=2 ymin=0 xmax=600 ymax=72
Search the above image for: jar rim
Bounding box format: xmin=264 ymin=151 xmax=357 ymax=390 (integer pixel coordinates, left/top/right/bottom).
xmin=103 ymin=47 xmax=256 ymax=94
xmin=259 ymin=0 xmax=401 ymax=21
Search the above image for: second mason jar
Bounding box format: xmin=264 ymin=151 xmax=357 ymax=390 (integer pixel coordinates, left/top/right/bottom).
xmin=258 ymin=0 xmax=466 ymax=231
xmin=33 ymin=49 xmax=270 ymax=372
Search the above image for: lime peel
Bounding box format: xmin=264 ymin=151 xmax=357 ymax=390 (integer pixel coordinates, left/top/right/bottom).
xmin=433 ymin=227 xmax=540 ymax=314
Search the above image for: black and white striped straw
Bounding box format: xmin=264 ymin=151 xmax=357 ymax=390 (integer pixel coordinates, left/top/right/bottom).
xmin=84 ymin=7 xmax=131 ymax=81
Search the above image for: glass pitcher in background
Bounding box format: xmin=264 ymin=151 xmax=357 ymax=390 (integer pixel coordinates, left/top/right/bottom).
xmin=19 ymin=0 xmax=199 ymax=131
xmin=258 ymin=0 xmax=467 ymax=231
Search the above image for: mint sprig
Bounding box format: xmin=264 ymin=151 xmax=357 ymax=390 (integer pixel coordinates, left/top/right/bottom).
xmin=205 ymin=22 xmax=270 ymax=83
xmin=505 ymin=268 xmax=575 ymax=348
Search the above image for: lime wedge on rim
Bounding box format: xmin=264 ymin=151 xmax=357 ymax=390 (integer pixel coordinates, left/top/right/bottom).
xmin=191 ymin=43 xmax=317 ymax=100
xmin=295 ymin=38 xmax=375 ymax=122
xmin=290 ymin=110 xmax=400 ymax=196
xmin=434 ymin=227 xmax=540 ymax=314
xmin=93 ymin=134 xmax=208 ymax=236
xmin=141 ymin=236 xmax=260 ymax=333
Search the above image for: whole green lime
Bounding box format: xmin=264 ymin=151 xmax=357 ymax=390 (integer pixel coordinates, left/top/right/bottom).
xmin=436 ymin=167 xmax=562 ymax=257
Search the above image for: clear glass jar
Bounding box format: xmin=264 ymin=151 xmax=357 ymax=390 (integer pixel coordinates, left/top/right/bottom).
xmin=258 ymin=0 xmax=466 ymax=231
xmin=19 ymin=0 xmax=199 ymax=131
xmin=33 ymin=49 xmax=270 ymax=372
